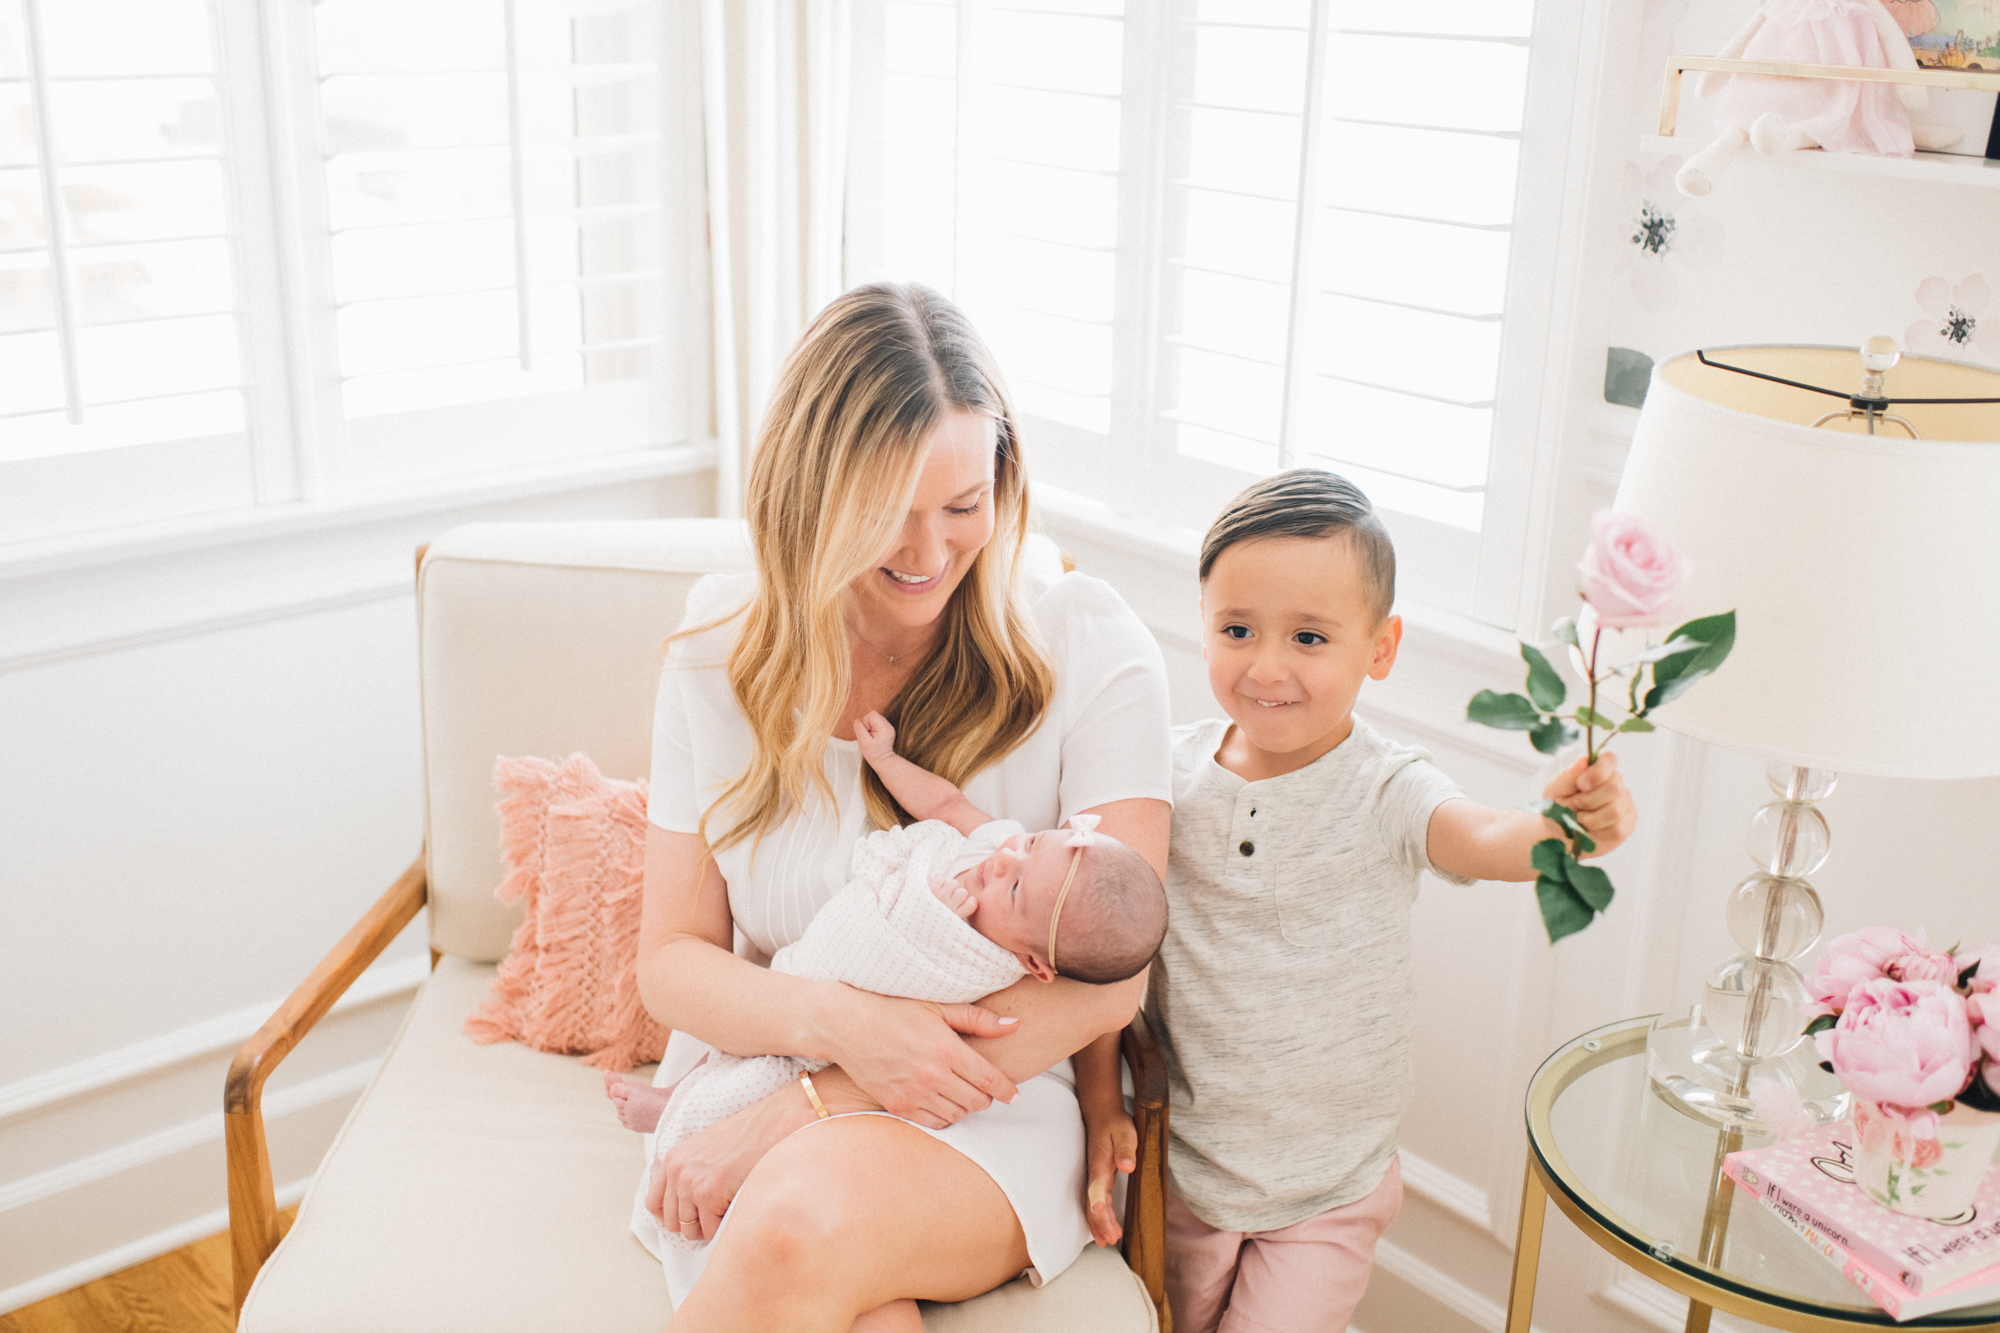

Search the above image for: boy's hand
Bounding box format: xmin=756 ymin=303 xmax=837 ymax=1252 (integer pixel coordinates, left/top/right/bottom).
xmin=1083 ymin=1106 xmax=1137 ymax=1247
xmin=853 ymin=710 xmax=896 ymax=764
xmin=932 ymin=876 xmax=978 ymax=919
xmin=1542 ymin=751 xmax=1636 ymax=859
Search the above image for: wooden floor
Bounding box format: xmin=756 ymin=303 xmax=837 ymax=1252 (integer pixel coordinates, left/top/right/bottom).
xmin=0 ymin=1209 xmax=294 ymax=1333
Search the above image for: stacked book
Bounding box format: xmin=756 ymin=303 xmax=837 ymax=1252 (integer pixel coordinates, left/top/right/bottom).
xmin=1723 ymin=1125 xmax=2000 ymax=1321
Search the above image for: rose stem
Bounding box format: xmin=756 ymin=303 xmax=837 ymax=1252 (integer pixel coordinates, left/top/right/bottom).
xmin=1585 ymin=626 xmax=1602 ymax=767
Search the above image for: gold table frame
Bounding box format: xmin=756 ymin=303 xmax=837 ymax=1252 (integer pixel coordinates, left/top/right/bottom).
xmin=1504 ymin=1020 xmax=2000 ymax=1333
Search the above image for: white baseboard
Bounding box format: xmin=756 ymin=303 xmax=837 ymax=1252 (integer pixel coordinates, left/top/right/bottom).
xmin=0 ymin=1060 xmax=371 ymax=1313
xmin=0 ymin=956 xmax=428 ymax=1311
xmin=0 ymin=1176 xmax=313 ymax=1316
xmin=0 ymin=955 xmax=428 ymax=1126
xmin=1372 ymin=1236 xmax=1539 ymax=1333
xmin=1400 ymin=1150 xmax=1495 ymax=1234
xmin=0 ymin=1061 xmax=374 ymax=1214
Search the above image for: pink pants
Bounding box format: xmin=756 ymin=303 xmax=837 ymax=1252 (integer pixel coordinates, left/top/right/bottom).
xmin=1164 ymin=1158 xmax=1403 ymax=1333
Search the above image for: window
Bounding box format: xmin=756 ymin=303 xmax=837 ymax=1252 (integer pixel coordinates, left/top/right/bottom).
xmin=846 ymin=0 xmax=1565 ymax=621
xmin=0 ymin=0 xmax=693 ymax=546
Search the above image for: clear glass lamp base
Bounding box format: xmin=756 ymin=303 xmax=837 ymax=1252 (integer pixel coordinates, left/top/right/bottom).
xmin=1647 ymin=1012 xmax=1850 ymax=1134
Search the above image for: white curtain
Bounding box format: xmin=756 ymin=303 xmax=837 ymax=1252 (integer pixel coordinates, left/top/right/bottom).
xmin=699 ymin=0 xmax=853 ymax=515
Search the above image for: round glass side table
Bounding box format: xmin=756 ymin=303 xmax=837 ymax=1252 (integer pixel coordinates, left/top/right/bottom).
xmin=1505 ymin=1018 xmax=2000 ymax=1333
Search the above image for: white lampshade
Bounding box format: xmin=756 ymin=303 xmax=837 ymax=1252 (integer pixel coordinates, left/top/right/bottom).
xmin=1612 ymin=346 xmax=2000 ymax=780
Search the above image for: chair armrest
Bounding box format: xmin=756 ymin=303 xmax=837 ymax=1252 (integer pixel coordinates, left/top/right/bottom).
xmin=225 ymin=854 xmax=427 ymax=1313
xmin=1121 ymin=1013 xmax=1172 ymax=1331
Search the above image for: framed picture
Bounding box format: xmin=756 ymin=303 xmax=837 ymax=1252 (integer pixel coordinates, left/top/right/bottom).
xmin=1894 ymin=0 xmax=2000 ymax=71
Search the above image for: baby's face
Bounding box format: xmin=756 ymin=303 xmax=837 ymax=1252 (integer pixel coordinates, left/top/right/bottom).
xmin=959 ymin=830 xmax=1079 ymax=963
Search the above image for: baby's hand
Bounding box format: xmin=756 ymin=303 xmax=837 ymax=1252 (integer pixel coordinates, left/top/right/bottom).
xmin=932 ymin=876 xmax=978 ymax=920
xmin=1543 ymin=751 xmax=1637 ymax=858
xmin=853 ymin=710 xmax=896 ymax=764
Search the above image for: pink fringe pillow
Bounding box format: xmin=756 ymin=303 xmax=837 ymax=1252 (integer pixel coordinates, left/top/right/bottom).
xmin=464 ymin=753 xmax=669 ymax=1071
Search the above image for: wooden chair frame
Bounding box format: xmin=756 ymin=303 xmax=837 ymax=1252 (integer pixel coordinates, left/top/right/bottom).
xmin=224 ymin=860 xmax=1172 ymax=1325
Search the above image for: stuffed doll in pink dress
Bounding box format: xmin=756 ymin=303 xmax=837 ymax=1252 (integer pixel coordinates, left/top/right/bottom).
xmin=1675 ymin=0 xmax=1961 ymax=196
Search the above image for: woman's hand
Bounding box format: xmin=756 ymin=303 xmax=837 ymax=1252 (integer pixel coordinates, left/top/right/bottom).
xmin=826 ymin=987 xmax=1021 ymax=1128
xmin=1083 ymin=1106 xmax=1137 ymax=1247
xmin=647 ymin=1084 xmax=811 ymax=1243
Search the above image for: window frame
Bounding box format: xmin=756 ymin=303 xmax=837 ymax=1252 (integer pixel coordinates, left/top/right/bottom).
xmin=0 ymin=0 xmax=708 ymax=553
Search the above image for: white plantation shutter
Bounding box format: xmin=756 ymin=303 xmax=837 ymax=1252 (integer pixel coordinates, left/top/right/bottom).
xmin=315 ymin=0 xmax=673 ymax=485
xmin=0 ymin=0 xmax=693 ymax=546
xmin=0 ymin=0 xmax=252 ymax=463
xmin=1289 ymin=3 xmax=1532 ymax=531
xmin=847 ymin=0 xmax=1556 ymax=618
xmin=847 ymin=0 xmax=1125 ymax=439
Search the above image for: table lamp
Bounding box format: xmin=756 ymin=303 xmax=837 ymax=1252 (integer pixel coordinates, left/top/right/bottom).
xmin=1611 ymin=341 xmax=2000 ymax=1132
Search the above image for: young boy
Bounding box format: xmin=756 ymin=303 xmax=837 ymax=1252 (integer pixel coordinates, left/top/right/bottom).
xmin=1148 ymin=469 xmax=1635 ymax=1333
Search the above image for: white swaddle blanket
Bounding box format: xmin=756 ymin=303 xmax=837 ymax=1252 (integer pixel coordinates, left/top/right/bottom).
xmin=631 ymin=818 xmax=1029 ymax=1261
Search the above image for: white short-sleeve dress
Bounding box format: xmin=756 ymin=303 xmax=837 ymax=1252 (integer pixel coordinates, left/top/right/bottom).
xmin=643 ymin=566 xmax=1172 ymax=1308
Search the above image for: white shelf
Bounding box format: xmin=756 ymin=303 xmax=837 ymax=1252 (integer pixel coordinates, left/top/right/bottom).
xmin=1639 ymin=135 xmax=2000 ymax=189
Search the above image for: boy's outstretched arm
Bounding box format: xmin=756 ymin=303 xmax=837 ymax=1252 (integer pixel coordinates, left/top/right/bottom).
xmin=1425 ymin=753 xmax=1636 ymax=883
xmin=853 ymin=711 xmax=994 ymax=835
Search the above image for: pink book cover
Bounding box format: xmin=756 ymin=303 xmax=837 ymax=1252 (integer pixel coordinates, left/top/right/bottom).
xmin=1728 ymin=1175 xmax=2000 ymax=1320
xmin=1835 ymin=1232 xmax=2000 ymax=1322
xmin=1722 ymin=1124 xmax=2000 ymax=1296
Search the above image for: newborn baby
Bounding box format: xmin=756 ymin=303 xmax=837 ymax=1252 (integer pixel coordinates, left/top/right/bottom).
xmin=615 ymin=711 xmax=1166 ymax=1252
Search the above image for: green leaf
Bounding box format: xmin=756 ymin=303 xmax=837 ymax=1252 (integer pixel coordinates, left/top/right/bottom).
xmin=1959 ymin=959 xmax=1982 ymax=989
xmin=1521 ymin=643 xmax=1567 ymax=712
xmin=1627 ymin=633 xmax=1705 ymax=666
xmin=1533 ymin=802 xmax=1598 ymax=857
xmin=1530 ymin=837 xmax=1571 ymax=882
xmin=1644 ymin=611 xmax=1737 ymax=711
xmin=1536 ymin=874 xmax=1596 ymax=944
xmin=1552 ymin=616 xmax=1580 ymax=649
xmin=1566 ymin=859 xmax=1615 ymax=912
xmin=1575 ymin=706 xmax=1620 ymax=731
xmin=1468 ymin=690 xmax=1542 ymax=731
xmin=1529 ymin=716 xmax=1579 ymax=755
xmin=1804 ymin=1013 xmax=1837 ymax=1037
xmin=1617 ymin=717 xmax=1656 ymax=734
xmin=1928 ymin=1100 xmax=1957 ymax=1115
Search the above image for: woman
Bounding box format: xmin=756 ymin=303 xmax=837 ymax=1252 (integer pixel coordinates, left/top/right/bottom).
xmin=635 ymin=283 xmax=1172 ymax=1331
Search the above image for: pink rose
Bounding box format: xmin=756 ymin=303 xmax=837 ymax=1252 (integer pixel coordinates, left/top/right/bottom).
xmin=1804 ymin=926 xmax=1930 ymax=1017
xmin=1820 ymin=977 xmax=1978 ymax=1110
xmin=1886 ymin=948 xmax=1959 ymax=984
xmin=1576 ymin=510 xmax=1695 ymax=629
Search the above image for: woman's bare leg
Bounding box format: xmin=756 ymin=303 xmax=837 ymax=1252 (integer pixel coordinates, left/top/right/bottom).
xmin=671 ymin=1116 xmax=1030 ymax=1332
xmin=850 ymin=1300 xmax=922 ymax=1333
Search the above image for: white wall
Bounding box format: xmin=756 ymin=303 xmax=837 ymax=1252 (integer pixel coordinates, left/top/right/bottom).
xmin=0 ymin=453 xmax=715 ymax=1310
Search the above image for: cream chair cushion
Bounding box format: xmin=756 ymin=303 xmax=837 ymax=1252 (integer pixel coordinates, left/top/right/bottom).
xmin=239 ymin=959 xmax=1156 ymax=1332
xmin=242 ymin=520 xmax=1155 ymax=1332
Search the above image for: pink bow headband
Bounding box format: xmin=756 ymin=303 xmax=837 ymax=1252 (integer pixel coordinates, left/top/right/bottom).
xmin=1047 ymin=815 xmax=1099 ymax=972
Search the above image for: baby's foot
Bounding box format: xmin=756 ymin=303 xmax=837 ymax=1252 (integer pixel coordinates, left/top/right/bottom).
xmin=604 ymin=1070 xmax=672 ymax=1133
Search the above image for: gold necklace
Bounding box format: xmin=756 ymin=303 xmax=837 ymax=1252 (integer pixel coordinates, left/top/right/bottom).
xmin=848 ymin=621 xmax=920 ymax=667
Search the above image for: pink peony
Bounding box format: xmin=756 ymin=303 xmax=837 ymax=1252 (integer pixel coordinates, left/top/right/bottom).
xmin=1886 ymin=948 xmax=1960 ymax=984
xmin=1576 ymin=511 xmax=1694 ymax=629
xmin=1820 ymin=977 xmax=1979 ymax=1110
xmin=1804 ymin=926 xmax=1930 ymax=1017
xmin=1971 ymin=991 xmax=2000 ymax=1095
xmin=1955 ymin=942 xmax=2000 ymax=994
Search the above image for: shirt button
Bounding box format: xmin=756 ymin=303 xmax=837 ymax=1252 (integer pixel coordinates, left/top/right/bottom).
xmin=1239 ymin=841 xmax=1255 ymax=857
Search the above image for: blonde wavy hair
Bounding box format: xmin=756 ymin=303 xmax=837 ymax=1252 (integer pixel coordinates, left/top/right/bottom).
xmin=692 ymin=283 xmax=1055 ymax=852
